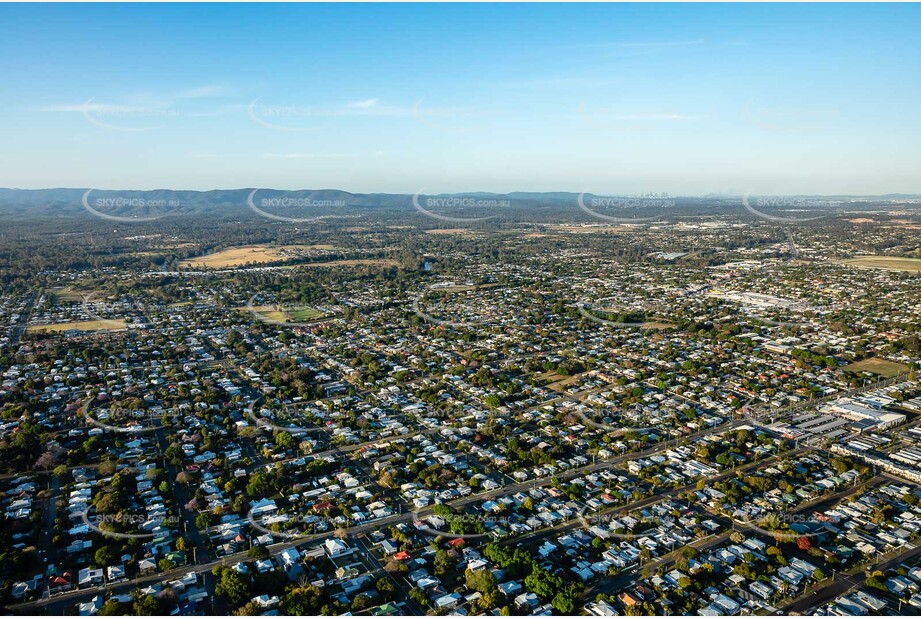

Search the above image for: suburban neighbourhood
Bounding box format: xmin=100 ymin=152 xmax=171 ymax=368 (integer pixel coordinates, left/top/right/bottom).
xmin=1 ymin=198 xmax=920 ymax=616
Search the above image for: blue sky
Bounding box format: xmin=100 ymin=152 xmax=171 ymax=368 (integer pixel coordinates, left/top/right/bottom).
xmin=1 ymin=2 xmax=919 ymax=195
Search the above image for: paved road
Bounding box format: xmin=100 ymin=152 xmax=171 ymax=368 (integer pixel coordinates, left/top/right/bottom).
xmin=38 ymin=473 xmax=62 ymax=575
xmin=501 ymin=446 xmax=814 ymax=552
xmin=12 ymin=350 xmax=905 ymax=613
xmin=6 ymin=290 xmax=37 ymax=350
xmin=155 ymin=428 xmax=210 ymax=565
xmin=354 ymin=534 xmax=425 ymax=616
xmin=584 ymin=473 xmax=891 ymax=600
xmin=781 ymin=537 xmax=921 ymax=614
xmin=7 ymin=416 xmax=748 ymax=612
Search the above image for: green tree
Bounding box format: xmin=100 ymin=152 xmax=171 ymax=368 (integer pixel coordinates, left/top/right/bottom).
xmin=352 ymin=594 xmax=373 ymax=612
xmin=281 ymin=586 xmax=325 ymax=615
xmin=376 ymin=577 xmax=397 ymax=599
xmin=434 ymin=548 xmax=457 ymax=576
xmin=94 ymin=545 xmax=116 ymax=567
xmin=99 ymin=600 xmax=123 ymax=615
xmin=466 ymin=568 xmax=498 ymax=595
xmin=216 ymin=568 xmax=251 ymax=607
xmin=552 ymin=592 xmax=576 ymax=614
xmin=195 ymin=512 xmax=214 ymax=530
xmin=275 ymin=431 xmax=296 ymax=450
xmin=248 ymin=545 xmax=270 ymax=560
xmin=246 ymin=471 xmax=272 ymax=497
xmin=133 ymin=594 xmax=161 ymax=616
xmin=409 ymin=588 xmax=429 ymax=608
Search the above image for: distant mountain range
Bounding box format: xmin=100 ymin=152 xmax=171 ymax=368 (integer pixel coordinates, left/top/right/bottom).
xmin=0 ymin=188 xmax=918 ymax=219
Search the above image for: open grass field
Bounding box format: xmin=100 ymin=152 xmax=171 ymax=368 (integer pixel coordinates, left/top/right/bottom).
xmin=536 ymin=371 xmax=571 ymax=390
xmin=640 ymin=321 xmax=677 ymax=330
xmin=28 ymin=319 xmax=127 ymax=333
xmin=180 ymin=244 xmax=338 ymax=269
xmin=545 ymin=374 xmax=584 ymax=392
xmin=287 ymin=308 xmax=324 ymax=321
xmin=47 ymin=286 xmax=91 ymax=303
xmin=243 ymin=305 xmax=288 ymax=323
xmin=243 ymin=305 xmax=326 ymax=324
xmin=180 ymin=245 xmax=295 ymax=268
xmin=841 ymin=255 xmax=921 ymax=272
xmin=845 ymin=357 xmax=909 ymax=377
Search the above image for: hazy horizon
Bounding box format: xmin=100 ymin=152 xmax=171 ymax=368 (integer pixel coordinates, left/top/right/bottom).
xmin=2 ymin=186 xmax=920 ymax=199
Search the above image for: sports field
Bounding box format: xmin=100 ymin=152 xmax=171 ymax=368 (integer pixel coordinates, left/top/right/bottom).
xmin=841 ymin=255 xmax=921 ymax=272
xmin=243 ymin=305 xmax=326 ymax=324
xmin=845 ymin=358 xmax=909 ymax=377
xmin=180 ymin=244 xmax=339 ymax=269
xmin=28 ymin=319 xmax=127 ymax=333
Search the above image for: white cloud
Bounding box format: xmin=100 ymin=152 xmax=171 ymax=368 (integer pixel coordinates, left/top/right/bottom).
xmin=346 ymin=98 xmax=380 ymax=109
xmin=174 ymin=84 xmax=229 ymax=100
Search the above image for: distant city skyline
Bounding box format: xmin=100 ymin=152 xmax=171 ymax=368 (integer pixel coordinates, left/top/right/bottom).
xmin=1 ymin=2 xmax=920 ymax=195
